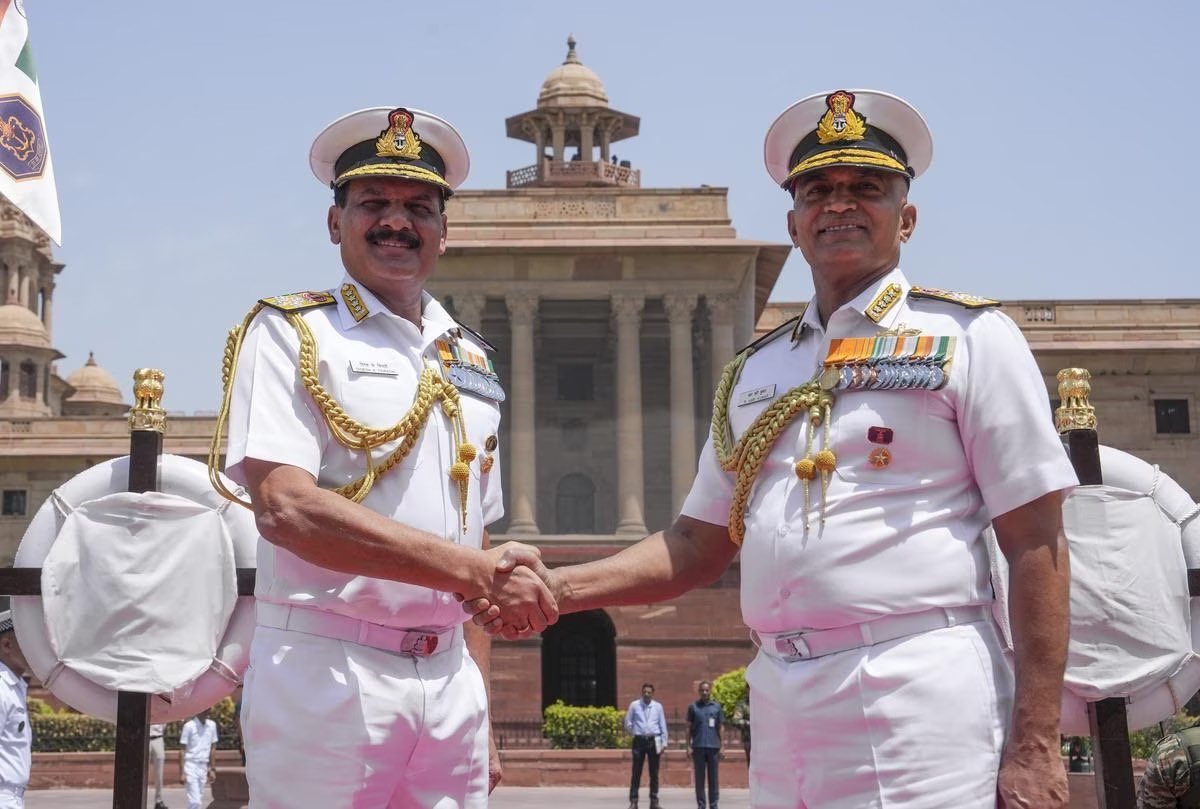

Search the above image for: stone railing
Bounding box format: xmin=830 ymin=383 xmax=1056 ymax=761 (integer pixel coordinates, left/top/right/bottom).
xmin=507 ymin=160 xmax=641 ymax=189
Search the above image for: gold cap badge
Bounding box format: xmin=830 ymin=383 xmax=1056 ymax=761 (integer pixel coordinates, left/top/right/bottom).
xmin=375 ymin=108 xmax=423 ymax=160
xmin=816 ymin=91 xmax=867 ymax=145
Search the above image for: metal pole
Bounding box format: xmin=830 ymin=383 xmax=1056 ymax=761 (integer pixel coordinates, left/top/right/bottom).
xmin=1055 ymin=368 xmax=1135 ymax=809
xmin=112 ymin=369 xmax=167 ymax=809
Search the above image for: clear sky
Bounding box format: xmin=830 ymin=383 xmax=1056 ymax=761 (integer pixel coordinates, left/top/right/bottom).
xmin=27 ymin=0 xmax=1200 ymax=412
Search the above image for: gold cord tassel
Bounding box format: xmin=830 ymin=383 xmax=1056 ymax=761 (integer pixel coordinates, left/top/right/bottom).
xmin=211 ymin=306 xmax=477 ymax=532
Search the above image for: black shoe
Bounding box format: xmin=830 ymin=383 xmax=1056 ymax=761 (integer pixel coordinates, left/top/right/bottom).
xmin=154 ymin=802 xmax=169 ymax=809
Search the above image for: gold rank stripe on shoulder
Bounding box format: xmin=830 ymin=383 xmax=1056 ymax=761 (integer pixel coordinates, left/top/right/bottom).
xmin=340 ymin=283 xmax=370 ymax=322
xmin=865 ymin=283 xmax=903 ymax=323
xmin=908 ymin=286 xmax=1001 ymax=309
xmin=818 ymin=334 xmax=956 ymax=391
xmin=259 ymin=291 xmax=337 ymax=312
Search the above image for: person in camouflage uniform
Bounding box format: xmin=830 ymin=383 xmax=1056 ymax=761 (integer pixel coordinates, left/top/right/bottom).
xmin=1138 ymin=727 xmax=1200 ymax=808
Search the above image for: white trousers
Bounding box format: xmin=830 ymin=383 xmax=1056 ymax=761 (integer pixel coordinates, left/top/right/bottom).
xmin=747 ymin=621 xmax=1014 ymax=809
xmin=183 ymin=760 xmax=208 ymax=809
xmin=148 ymin=736 xmax=165 ymax=800
xmin=241 ymin=625 xmax=489 ymax=809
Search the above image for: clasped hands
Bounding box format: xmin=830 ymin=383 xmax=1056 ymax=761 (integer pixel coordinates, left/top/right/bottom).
xmin=457 ymin=542 xmax=559 ymax=640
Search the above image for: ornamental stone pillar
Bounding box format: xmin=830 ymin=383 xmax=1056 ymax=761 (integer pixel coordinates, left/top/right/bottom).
xmin=453 ymin=293 xmax=486 ymax=330
xmin=612 ymin=294 xmax=647 ymax=536
xmin=505 ymin=292 xmax=540 ymax=534
xmin=664 ymin=293 xmax=698 ymax=513
xmin=708 ymin=294 xmax=738 ymax=387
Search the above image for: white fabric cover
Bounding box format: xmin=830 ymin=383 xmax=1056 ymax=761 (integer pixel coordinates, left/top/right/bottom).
xmin=1059 ymin=486 xmax=1191 ymax=700
xmin=988 ymin=444 xmax=1200 ymax=733
xmin=41 ymin=490 xmax=237 ymax=694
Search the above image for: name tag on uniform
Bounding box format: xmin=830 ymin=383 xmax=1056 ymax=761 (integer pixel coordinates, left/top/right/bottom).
xmin=737 ymin=384 xmax=776 ymax=406
xmin=707 ymin=717 xmax=716 ymax=728
xmin=349 ymin=358 xmax=399 ymax=376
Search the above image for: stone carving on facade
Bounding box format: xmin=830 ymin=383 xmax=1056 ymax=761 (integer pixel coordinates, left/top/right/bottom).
xmin=452 ymin=293 xmax=487 ymax=329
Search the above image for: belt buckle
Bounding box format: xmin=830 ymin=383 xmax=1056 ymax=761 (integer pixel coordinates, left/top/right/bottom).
xmin=400 ymin=631 xmax=439 ymax=657
xmin=774 ymin=631 xmax=810 ymax=661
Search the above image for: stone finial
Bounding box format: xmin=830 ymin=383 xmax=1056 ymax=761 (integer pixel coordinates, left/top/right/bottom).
xmin=1054 ymin=367 xmax=1098 ymax=434
xmin=129 ymin=368 xmax=167 ymax=433
xmin=565 ymin=34 xmax=579 ymax=64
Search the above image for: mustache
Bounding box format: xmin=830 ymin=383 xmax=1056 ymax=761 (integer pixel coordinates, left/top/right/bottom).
xmin=366 ymin=227 xmax=421 ymax=248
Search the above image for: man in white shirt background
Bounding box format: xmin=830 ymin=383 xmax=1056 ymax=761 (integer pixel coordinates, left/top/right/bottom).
xmin=178 ymin=708 xmax=217 ymax=809
xmin=624 ymin=682 xmax=668 ymax=809
xmin=0 ymin=611 xmax=30 ymax=809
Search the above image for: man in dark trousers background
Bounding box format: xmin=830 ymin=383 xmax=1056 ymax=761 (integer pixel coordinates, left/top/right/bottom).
xmin=624 ymin=682 xmax=667 ymax=809
xmin=686 ymin=680 xmax=724 ymax=809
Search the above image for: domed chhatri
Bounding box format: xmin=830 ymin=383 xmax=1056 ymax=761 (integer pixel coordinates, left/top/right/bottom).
xmin=505 ymin=36 xmax=641 ymax=189
xmin=64 ymin=352 xmax=125 ymax=406
xmin=537 ymin=35 xmax=609 ymax=109
xmin=0 ymin=302 xmax=51 ymax=349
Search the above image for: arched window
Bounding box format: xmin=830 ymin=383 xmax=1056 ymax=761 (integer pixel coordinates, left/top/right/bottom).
xmin=18 ymin=360 xmax=36 ymax=398
xmin=0 ymin=360 xmax=8 ymax=400
xmin=541 ymin=610 xmax=616 ymax=708
xmin=555 ymin=473 xmax=596 ymax=534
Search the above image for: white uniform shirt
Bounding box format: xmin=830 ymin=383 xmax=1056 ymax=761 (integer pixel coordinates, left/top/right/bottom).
xmin=0 ymin=663 xmax=29 ymax=789
xmin=682 ymin=267 xmax=1077 ymax=633
xmin=226 ymin=277 xmax=504 ymax=630
xmin=179 ymin=718 xmax=218 ymax=764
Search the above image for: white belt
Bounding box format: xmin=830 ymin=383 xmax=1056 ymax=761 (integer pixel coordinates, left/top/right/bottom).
xmin=256 ymin=603 xmax=457 ymax=658
xmin=755 ymin=605 xmax=990 ymax=662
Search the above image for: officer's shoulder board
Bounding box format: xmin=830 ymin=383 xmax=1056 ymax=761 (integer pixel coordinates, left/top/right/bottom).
xmin=735 ymin=307 xmax=806 ymax=357
xmin=259 ymin=291 xmax=337 ymax=313
xmin=907 ymin=286 xmax=1000 ymax=309
xmin=454 ymin=320 xmax=497 ymax=352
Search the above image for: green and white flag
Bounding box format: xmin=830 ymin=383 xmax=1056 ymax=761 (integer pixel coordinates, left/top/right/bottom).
xmin=0 ymin=0 xmax=59 ymax=244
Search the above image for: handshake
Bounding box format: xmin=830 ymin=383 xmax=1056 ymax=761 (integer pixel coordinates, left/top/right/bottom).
xmin=457 ymin=542 xmax=561 ymax=640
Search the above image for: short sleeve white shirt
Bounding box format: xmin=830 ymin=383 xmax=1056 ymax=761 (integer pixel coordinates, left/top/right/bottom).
xmin=179 ymin=718 xmax=218 ymax=764
xmin=225 ymin=276 xmax=505 ymax=630
xmin=681 ymin=267 xmax=1077 ymax=633
xmin=0 ymin=663 xmax=29 ymax=788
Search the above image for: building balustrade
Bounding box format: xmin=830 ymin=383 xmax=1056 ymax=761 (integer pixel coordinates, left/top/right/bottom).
xmin=507 ymin=160 xmax=641 ymax=189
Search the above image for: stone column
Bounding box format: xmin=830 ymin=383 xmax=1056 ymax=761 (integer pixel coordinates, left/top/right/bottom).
xmin=612 ymin=294 xmax=648 ymax=536
xmin=551 ymin=124 xmax=566 ymax=162
xmin=40 ymin=284 xmax=53 ymax=335
xmin=505 ymin=292 xmax=540 ymax=534
xmin=708 ymin=294 xmax=738 ymax=386
xmin=453 ymin=293 xmax=486 ymax=330
xmin=580 ymin=117 xmax=595 ymax=162
xmin=664 ymin=293 xmax=698 ymax=513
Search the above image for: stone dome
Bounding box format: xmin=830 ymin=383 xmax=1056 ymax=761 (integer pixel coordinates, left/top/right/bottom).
xmin=65 ymin=352 xmax=125 ymax=405
xmin=0 ymin=303 xmax=51 ymax=349
xmin=537 ymin=36 xmax=608 ymax=108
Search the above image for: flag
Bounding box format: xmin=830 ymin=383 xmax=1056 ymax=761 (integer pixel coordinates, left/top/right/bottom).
xmin=0 ymin=0 xmax=58 ymax=244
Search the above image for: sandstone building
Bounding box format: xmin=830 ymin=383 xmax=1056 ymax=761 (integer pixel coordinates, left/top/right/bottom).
xmin=0 ymin=39 xmax=1196 ymax=726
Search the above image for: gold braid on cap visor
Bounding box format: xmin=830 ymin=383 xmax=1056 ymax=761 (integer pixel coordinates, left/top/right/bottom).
xmin=785 ymin=147 xmax=909 ymax=184
xmin=711 ymin=350 xmax=836 ymax=545
xmin=334 ymin=163 xmax=452 ymax=192
xmin=210 ymin=304 xmax=476 ymax=533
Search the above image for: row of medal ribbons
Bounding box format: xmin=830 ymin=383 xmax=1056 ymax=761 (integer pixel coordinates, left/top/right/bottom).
xmin=819 ymin=334 xmax=955 ymax=392
xmin=436 ymin=338 xmax=506 ymax=402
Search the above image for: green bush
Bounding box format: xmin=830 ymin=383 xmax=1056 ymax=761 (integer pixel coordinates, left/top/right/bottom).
xmin=1128 ymin=711 xmax=1197 ymax=760
xmin=30 ymin=696 xmax=242 ymax=753
xmin=711 ymin=667 xmax=747 ymax=719
xmin=542 ymin=700 xmax=629 ymax=749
